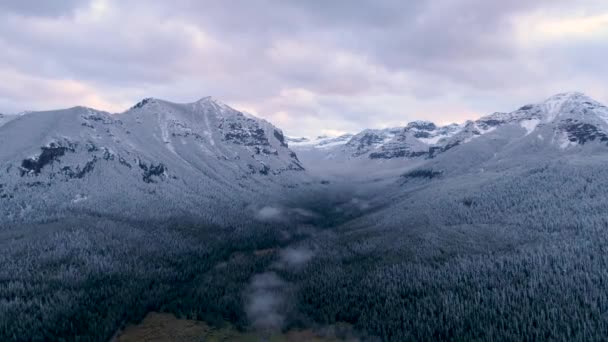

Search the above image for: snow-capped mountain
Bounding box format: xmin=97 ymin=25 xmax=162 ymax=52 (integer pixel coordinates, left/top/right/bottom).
xmin=418 ymin=92 xmax=608 ymax=176
xmin=343 ymin=127 xmax=403 ymax=158
xmin=290 ymin=121 xmax=464 ymax=163
xmin=0 ymin=97 xmax=306 ymax=224
xmin=491 ymin=92 xmax=608 ymax=147
xmin=295 ymin=92 xmax=608 ymax=167
xmin=434 ymin=92 xmax=608 ymax=153
xmin=357 ymin=121 xmax=462 ymax=159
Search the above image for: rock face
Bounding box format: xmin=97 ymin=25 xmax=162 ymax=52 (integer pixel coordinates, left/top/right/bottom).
xmin=558 ymin=119 xmax=608 ymax=145
xmin=345 ymin=129 xmax=402 ymax=157
xmin=0 ymin=97 xmax=306 ymax=224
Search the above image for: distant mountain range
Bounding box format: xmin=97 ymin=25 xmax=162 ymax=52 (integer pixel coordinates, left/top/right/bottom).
xmin=289 ymin=92 xmax=608 ymax=167
xmin=3 ymin=92 xmax=608 ymax=224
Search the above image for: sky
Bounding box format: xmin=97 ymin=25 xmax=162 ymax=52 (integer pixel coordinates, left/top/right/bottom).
xmin=0 ymin=0 xmax=607 ymax=137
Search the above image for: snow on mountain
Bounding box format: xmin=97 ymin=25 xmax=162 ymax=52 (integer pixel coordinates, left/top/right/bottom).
xmin=122 ymin=96 xmax=303 ymax=175
xmin=0 ymin=97 xmax=307 ymax=224
xmin=287 ymin=134 xmax=354 ymax=150
xmin=455 ymin=92 xmax=608 ymax=150
xmin=343 ymin=128 xmax=402 ymax=157
xmin=401 ymin=92 xmax=608 ymax=179
xmin=3 ymin=91 xmax=606 ymax=221
xmin=295 ymin=92 xmax=608 ymax=171
xmin=291 ymin=121 xmax=463 ymax=166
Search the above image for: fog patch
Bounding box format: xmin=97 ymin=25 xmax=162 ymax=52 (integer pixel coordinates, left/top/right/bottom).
xmin=275 ymin=246 xmax=315 ymax=269
xmin=245 ymin=272 xmax=287 ymax=332
xmin=333 ymin=197 xmax=372 ymax=215
xmin=256 ymin=206 xmax=283 ymax=221
xmin=254 ymin=205 xmax=320 ymax=222
xmin=350 ymin=198 xmax=371 ymax=210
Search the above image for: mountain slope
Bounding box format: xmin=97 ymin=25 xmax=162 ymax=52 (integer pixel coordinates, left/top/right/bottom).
xmin=0 ymin=98 xmax=306 ymax=225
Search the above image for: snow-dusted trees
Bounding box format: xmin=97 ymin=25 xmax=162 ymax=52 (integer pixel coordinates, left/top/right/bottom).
xmin=0 ymin=214 xmax=294 ymax=340
xmin=290 ymin=160 xmax=608 ymax=340
xmin=3 ymin=160 xmax=608 ymax=341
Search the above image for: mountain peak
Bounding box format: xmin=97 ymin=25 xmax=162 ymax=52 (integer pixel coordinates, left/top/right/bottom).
xmin=544 ymin=92 xmax=587 ymax=101
xmin=194 ymin=96 xmax=227 ymax=107
xmin=195 ymin=95 xmax=217 ymax=103
xmin=542 ymin=92 xmax=592 ymax=108
xmin=539 ymin=92 xmax=603 ymax=122
xmin=192 ymin=96 xmax=234 ymax=114
xmin=128 ymin=96 xmax=232 ymax=114
xmin=407 ymin=120 xmax=437 ymax=131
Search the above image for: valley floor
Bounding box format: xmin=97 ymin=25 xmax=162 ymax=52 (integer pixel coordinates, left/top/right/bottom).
xmin=113 ymin=312 xmax=352 ymax=342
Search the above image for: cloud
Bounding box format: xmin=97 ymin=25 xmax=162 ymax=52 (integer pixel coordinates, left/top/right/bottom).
xmin=534 ymin=14 xmax=608 ymax=37
xmin=1 ymin=0 xmax=607 ymax=135
xmin=0 ymin=67 xmax=126 ymax=112
xmin=0 ymin=0 xmax=86 ymax=17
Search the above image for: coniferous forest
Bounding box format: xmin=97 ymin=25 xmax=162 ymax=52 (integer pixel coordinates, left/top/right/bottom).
xmin=3 ymin=158 xmax=608 ymax=341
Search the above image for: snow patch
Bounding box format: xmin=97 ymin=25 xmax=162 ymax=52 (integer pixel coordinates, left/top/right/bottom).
xmin=543 ymin=93 xmax=573 ymax=122
xmin=158 ymin=115 xmax=176 ymax=154
xmin=203 ymin=130 xmax=215 ymax=146
xmin=520 ymin=119 xmax=540 ymax=135
xmin=202 ymin=110 xmax=216 ymax=146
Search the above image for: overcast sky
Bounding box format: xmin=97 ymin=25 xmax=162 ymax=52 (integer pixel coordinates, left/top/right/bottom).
xmin=1 ymin=0 xmax=607 ymax=136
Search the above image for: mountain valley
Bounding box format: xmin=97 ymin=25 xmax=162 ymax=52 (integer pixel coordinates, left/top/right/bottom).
xmin=3 ymin=92 xmax=608 ymax=341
